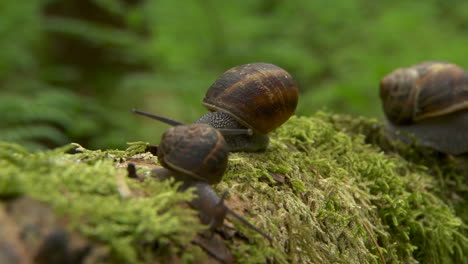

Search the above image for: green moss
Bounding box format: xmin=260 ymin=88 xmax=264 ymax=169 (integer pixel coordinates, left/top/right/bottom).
xmin=327 ymin=113 xmax=468 ymax=223
xmin=0 ymin=142 xmax=204 ymax=263
xmin=219 ymin=114 xmax=467 ymax=263
xmin=0 ymin=112 xmax=466 ymax=264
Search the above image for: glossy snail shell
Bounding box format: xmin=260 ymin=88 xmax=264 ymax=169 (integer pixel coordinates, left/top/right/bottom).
xmin=202 ymin=63 xmax=299 ymax=134
xmin=157 ymin=124 xmax=228 ymax=184
xmin=380 ymin=61 xmax=468 ymax=125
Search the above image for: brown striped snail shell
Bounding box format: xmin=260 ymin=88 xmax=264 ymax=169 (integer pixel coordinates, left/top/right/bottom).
xmin=202 ymin=62 xmax=299 ymax=134
xmin=380 ymin=61 xmax=468 ymax=155
xmin=157 ymin=124 xmax=228 ymax=184
xmin=133 ymin=62 xmax=299 ymax=152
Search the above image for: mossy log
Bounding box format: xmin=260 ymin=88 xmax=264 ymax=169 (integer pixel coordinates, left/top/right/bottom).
xmin=0 ymin=112 xmax=466 ymax=264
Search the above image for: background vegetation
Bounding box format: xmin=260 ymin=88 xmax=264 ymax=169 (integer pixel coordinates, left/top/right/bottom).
xmin=1 ymin=0 xmax=468 ymax=150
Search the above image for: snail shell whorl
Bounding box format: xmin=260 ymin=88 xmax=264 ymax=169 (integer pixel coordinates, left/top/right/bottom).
xmin=157 ymin=124 xmax=228 ymax=184
xmin=203 ymin=62 xmax=299 ymax=134
xmin=380 ymin=61 xmax=468 ymax=125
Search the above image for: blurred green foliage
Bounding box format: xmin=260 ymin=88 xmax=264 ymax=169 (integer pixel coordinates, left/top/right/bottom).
xmin=1 ymin=0 xmax=467 ymax=149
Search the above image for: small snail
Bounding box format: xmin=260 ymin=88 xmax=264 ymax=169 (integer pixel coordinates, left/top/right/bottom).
xmin=380 ymin=61 xmax=468 ymax=155
xmin=128 ymin=124 xmax=272 ymax=241
xmin=156 ymin=123 xmax=229 ymax=185
xmin=133 ymin=62 xmax=299 ymax=152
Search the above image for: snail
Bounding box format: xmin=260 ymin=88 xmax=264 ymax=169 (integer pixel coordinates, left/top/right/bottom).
xmin=380 ymin=61 xmax=468 ymax=155
xmin=133 ymin=62 xmax=299 ymax=152
xmin=128 ymin=124 xmax=272 ymax=242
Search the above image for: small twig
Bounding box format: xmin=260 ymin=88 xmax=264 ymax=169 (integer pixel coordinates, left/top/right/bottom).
xmin=359 ymin=218 xmax=386 ymax=264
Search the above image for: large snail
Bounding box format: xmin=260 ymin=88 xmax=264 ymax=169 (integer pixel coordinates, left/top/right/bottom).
xmin=133 ymin=62 xmax=299 ymax=152
xmin=128 ymin=124 xmax=272 ymax=241
xmin=380 ymin=61 xmax=468 ymax=155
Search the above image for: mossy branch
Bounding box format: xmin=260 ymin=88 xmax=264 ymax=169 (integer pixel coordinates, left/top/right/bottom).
xmin=0 ymin=112 xmax=466 ymax=263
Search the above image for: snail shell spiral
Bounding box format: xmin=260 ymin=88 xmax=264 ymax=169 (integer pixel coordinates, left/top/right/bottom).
xmin=157 ymin=124 xmax=228 ymax=184
xmin=203 ymin=62 xmax=299 ymax=134
xmin=380 ymin=61 xmax=468 ymax=155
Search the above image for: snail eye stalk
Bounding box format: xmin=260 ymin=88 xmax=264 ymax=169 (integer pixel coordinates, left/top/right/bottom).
xmin=132 ymin=109 xmax=186 ymax=126
xmin=132 ymin=109 xmax=252 ymax=135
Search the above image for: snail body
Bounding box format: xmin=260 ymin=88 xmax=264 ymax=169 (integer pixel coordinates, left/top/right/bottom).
xmin=133 ymin=62 xmax=298 ymax=152
xmin=195 ymin=112 xmax=269 ymax=152
xmin=380 ymin=61 xmax=468 ymax=155
xmin=151 ymin=167 xmax=228 ymax=229
xmin=182 ymin=179 xmax=228 ymax=229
